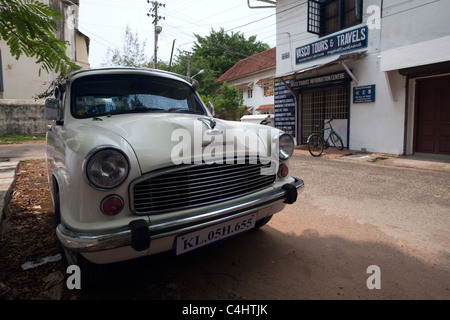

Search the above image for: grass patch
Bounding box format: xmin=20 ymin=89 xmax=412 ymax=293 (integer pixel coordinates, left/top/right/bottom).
xmin=0 ymin=134 xmax=45 ymax=144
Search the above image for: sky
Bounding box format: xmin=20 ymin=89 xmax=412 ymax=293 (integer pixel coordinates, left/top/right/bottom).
xmin=78 ymin=0 xmax=277 ymax=68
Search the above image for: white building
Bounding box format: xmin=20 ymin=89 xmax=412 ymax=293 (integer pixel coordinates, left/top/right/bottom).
xmin=216 ymin=48 xmax=276 ymax=115
xmin=0 ymin=0 xmax=89 ymax=100
xmin=274 ymin=0 xmax=450 ymax=155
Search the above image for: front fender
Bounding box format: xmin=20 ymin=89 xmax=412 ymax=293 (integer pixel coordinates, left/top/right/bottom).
xmin=49 ymin=123 xmax=142 ymax=233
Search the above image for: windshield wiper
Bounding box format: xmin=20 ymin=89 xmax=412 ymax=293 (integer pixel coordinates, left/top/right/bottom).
xmin=168 ymin=108 xmax=203 ymax=115
xmin=127 ymin=107 xmax=166 ymax=113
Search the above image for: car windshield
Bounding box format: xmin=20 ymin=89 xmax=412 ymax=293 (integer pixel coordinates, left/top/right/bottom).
xmin=71 ymin=74 xmax=206 ymax=118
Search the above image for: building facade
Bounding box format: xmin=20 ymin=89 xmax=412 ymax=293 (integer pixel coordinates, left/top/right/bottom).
xmin=274 ymin=0 xmax=450 ymax=155
xmin=0 ymin=0 xmax=89 ymax=100
xmin=216 ymin=48 xmax=276 ymax=115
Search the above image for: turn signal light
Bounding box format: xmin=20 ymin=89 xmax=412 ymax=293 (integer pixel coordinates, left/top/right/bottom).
xmin=101 ymin=195 xmax=124 ymax=216
xmin=278 ymin=164 xmax=289 ymax=178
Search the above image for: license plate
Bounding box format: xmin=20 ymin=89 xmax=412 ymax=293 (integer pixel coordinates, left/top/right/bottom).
xmin=175 ymin=213 xmax=256 ymax=255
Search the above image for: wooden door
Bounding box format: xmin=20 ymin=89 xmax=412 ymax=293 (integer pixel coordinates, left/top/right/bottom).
xmin=415 ymin=75 xmax=450 ymax=155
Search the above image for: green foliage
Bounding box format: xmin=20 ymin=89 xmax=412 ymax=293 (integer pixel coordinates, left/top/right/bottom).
xmin=200 ymin=93 xmax=220 ymax=114
xmin=215 ymin=82 xmax=245 ymax=121
xmin=0 ymin=0 xmax=80 ymax=75
xmin=171 ymin=28 xmax=269 ymax=96
xmin=193 ymin=28 xmax=269 ymax=78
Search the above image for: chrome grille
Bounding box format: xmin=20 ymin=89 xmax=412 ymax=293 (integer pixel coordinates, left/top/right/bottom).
xmin=132 ymin=161 xmax=276 ymax=214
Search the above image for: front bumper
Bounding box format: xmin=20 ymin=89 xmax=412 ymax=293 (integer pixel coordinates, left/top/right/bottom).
xmin=56 ymin=177 xmax=304 ymax=259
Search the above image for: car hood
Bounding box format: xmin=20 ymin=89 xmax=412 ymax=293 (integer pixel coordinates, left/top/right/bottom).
xmin=82 ymin=113 xmax=274 ymax=174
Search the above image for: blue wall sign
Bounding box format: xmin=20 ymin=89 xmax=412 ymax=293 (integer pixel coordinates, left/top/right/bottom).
xmin=295 ymin=26 xmax=368 ymax=64
xmin=353 ymin=85 xmax=376 ymax=103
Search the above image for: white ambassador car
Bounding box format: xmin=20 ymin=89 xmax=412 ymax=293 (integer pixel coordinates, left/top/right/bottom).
xmin=45 ymin=67 xmax=304 ymax=284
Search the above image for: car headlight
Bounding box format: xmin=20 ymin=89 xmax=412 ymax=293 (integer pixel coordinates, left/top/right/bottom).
xmin=278 ymin=133 xmax=295 ymax=160
xmin=84 ymin=148 xmax=129 ymax=189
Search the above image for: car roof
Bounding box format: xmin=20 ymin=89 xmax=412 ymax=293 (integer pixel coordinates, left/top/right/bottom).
xmin=66 ymin=67 xmax=193 ymax=86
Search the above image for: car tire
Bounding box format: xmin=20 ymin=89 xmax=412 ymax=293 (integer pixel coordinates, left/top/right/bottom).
xmin=52 ymin=177 xmax=61 ymax=227
xmin=58 ymin=242 xmax=106 ymax=290
xmin=254 ymin=215 xmax=273 ymax=229
xmin=53 ymin=182 xmax=105 ymax=289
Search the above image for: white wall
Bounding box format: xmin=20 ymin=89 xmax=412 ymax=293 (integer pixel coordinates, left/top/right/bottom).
xmin=348 ymin=55 xmax=406 ymax=154
xmin=381 ymin=0 xmax=450 ymax=51
xmin=227 ymin=68 xmax=275 ymax=114
xmin=0 ymin=42 xmax=56 ymax=99
xmin=0 ymin=0 xmax=81 ymax=99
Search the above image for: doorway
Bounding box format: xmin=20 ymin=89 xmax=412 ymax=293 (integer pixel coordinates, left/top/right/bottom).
xmin=300 ymin=85 xmax=350 ymax=146
xmin=415 ymin=75 xmax=450 ymax=155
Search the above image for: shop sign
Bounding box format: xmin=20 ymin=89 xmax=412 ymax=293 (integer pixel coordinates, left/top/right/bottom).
xmin=274 ymin=76 xmax=296 ymax=137
xmin=295 ymin=26 xmax=368 ymax=64
xmin=353 ymin=84 xmax=376 ymax=103
xmin=292 ymin=71 xmax=350 ymax=90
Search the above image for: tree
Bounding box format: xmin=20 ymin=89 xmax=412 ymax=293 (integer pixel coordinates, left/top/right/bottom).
xmin=193 ymin=28 xmax=269 ymax=78
xmin=0 ymin=0 xmax=79 ymax=75
xmin=172 ymin=28 xmax=269 ymax=96
xmin=103 ymin=25 xmax=152 ymax=67
xmin=214 ymin=82 xmax=245 ymax=121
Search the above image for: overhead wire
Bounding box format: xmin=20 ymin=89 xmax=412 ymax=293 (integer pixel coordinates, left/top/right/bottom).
xmin=80 ymin=0 xmax=440 ymax=67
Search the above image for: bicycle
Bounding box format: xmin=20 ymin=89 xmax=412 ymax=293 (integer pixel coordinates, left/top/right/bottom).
xmin=307 ymin=118 xmax=344 ymax=157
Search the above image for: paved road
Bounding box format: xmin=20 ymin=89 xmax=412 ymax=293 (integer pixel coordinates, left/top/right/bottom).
xmin=0 ymin=142 xmax=46 ymax=161
xmin=290 ymin=153 xmax=450 ymax=259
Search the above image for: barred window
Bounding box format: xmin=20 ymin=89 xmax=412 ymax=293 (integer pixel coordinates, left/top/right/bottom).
xmin=308 ymin=0 xmax=362 ymax=37
xmin=301 ymin=86 xmax=349 ymax=144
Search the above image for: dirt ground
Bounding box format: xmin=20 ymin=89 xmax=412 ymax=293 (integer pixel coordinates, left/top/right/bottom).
xmin=1 ymin=159 xmax=449 ymax=302
xmin=0 ymin=160 xmax=63 ymax=299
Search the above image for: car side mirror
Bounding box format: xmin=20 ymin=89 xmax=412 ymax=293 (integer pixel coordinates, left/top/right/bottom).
xmin=207 ymin=101 xmax=215 ymax=117
xmin=44 ymin=98 xmax=61 ymax=120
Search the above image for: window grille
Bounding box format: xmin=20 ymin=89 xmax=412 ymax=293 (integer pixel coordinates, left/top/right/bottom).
xmin=300 ymin=86 xmax=349 ymax=144
xmin=307 ymin=0 xmax=321 ymax=35
xmin=307 ymin=0 xmax=362 ymax=37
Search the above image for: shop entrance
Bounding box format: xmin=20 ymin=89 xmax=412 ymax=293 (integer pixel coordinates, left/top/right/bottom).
xmin=415 ymin=75 xmax=450 ymax=155
xmin=300 ymin=85 xmax=350 ymax=146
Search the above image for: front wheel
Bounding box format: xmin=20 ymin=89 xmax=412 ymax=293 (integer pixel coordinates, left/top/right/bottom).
xmin=53 ymin=183 xmax=105 ymax=290
xmin=59 ymin=242 xmax=106 ymax=290
xmin=254 ymin=215 xmax=273 ymax=229
xmin=330 ymin=132 xmax=344 ymax=150
xmin=308 ymin=134 xmax=324 ymax=157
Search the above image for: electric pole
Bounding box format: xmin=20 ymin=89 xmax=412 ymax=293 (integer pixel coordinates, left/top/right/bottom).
xmin=147 ymin=1 xmax=165 ymax=69
xmin=184 ymin=51 xmax=192 ymax=77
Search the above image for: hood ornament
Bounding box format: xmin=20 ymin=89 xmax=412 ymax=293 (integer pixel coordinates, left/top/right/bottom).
xmin=198 ymin=117 xmax=223 ymax=135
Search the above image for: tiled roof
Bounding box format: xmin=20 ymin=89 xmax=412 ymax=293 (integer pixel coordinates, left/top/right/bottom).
xmin=256 ymin=104 xmax=274 ymax=111
xmin=256 ymin=77 xmax=274 ymax=84
xmin=216 ymin=47 xmax=276 ymax=83
xmin=235 ymin=82 xmax=252 ymax=89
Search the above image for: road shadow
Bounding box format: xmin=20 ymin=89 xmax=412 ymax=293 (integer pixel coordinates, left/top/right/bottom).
xmin=67 ymin=224 xmax=450 ymax=300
